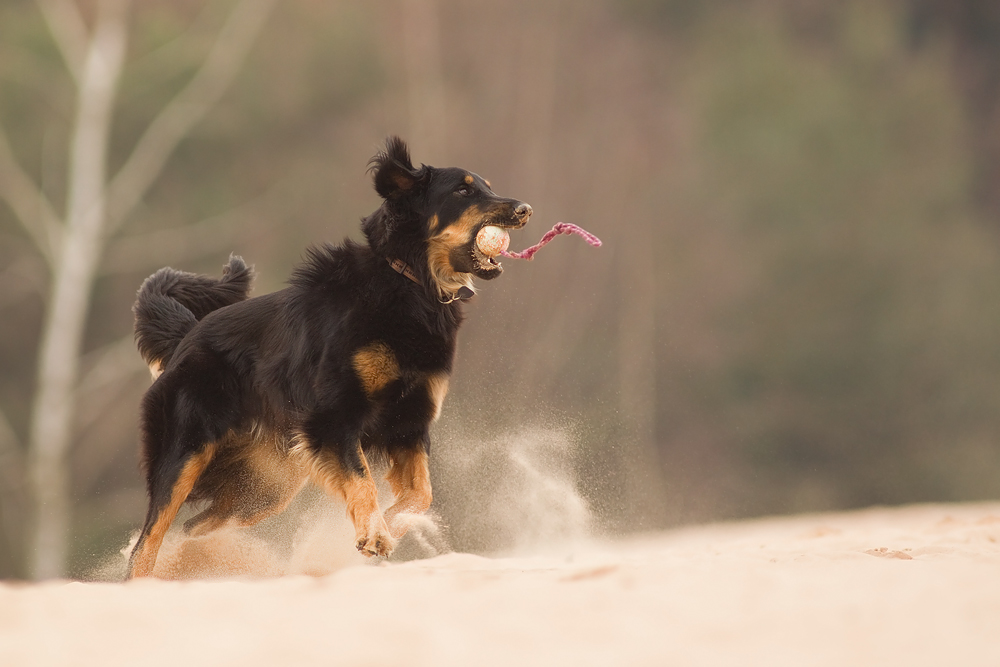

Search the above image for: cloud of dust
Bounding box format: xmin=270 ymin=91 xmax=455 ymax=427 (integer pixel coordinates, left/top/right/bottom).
xmin=91 ymin=491 xmax=367 ymax=581
xmin=91 ymin=424 xmax=591 ymax=580
xmin=431 ymin=425 xmax=592 ymax=556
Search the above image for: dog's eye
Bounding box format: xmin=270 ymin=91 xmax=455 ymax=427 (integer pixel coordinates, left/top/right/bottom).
xmin=456 ymin=186 xmax=472 ymax=196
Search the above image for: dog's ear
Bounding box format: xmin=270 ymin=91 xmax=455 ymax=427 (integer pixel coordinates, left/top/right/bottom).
xmin=369 ymin=136 xmax=428 ymax=200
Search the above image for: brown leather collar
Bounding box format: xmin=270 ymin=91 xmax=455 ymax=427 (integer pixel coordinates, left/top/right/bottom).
xmin=386 ymin=257 xmax=474 ymax=303
xmin=386 ymin=257 xmax=420 ymax=285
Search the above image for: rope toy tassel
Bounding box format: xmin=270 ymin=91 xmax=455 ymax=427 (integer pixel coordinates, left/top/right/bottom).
xmin=501 ymin=222 xmax=602 ymax=260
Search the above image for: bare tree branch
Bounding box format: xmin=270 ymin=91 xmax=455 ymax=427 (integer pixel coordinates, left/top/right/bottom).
xmin=0 ymin=253 xmax=47 ymax=308
xmin=26 ymin=0 xmax=130 ymax=580
xmin=25 ymin=0 xmax=273 ymax=578
xmin=99 ymin=190 xmax=269 ymax=274
xmin=74 ymin=336 xmax=145 ymax=485
xmin=0 ymin=121 xmax=62 ymax=265
xmin=127 ymin=1 xmax=220 ymax=76
xmin=105 ymin=0 xmax=276 ymax=233
xmin=101 ymin=218 xmax=235 ymax=274
xmin=77 ymin=333 xmax=144 ymax=397
xmin=35 ymin=0 xmax=90 ymax=84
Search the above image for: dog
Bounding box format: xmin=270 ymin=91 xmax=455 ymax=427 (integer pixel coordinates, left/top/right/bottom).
xmin=126 ymin=137 xmax=531 ymax=578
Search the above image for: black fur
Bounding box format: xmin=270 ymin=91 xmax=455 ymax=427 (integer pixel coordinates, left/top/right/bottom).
xmin=126 ymin=137 xmax=532 ymax=577
xmin=133 ymin=255 xmax=253 ymax=371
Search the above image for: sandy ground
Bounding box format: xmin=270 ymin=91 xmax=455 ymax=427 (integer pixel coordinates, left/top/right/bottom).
xmin=1 ymin=502 xmax=999 ymax=666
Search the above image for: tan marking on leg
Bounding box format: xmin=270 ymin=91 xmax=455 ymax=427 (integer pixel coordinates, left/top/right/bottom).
xmin=233 ymin=443 xmax=308 ymax=527
xmin=129 ymin=443 xmax=218 ymax=578
xmin=353 ymin=342 xmax=400 ymax=396
xmin=384 ymin=448 xmax=433 ymax=539
xmin=291 ymin=438 xmax=394 ymax=557
xmin=183 ymin=492 xmax=234 ymax=536
xmin=342 ymin=473 xmax=391 ymax=556
xmin=187 ymin=428 xmax=309 ymax=535
xmin=427 ymin=373 xmax=450 ymax=422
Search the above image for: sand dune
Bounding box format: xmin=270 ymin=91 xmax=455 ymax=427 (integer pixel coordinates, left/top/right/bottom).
xmin=2 ymin=502 xmax=999 ymax=666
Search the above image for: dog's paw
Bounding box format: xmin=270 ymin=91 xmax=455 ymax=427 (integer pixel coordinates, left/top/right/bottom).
xmin=355 ymin=519 xmax=395 ymax=558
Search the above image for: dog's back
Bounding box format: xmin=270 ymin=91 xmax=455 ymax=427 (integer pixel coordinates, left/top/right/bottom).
xmin=133 ymin=254 xmax=253 ymax=378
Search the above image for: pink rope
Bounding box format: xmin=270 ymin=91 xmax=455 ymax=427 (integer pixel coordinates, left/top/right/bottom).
xmin=501 ymin=222 xmax=602 ymax=260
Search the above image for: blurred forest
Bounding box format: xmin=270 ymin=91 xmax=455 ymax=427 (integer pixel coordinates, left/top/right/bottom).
xmin=2 ymin=0 xmax=1000 ymax=579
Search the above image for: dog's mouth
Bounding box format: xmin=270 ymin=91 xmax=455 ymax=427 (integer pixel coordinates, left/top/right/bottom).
xmin=469 ymin=211 xmax=530 ymax=279
xmin=472 ymin=251 xmax=501 ymax=277
xmin=470 ymin=222 xmax=517 ymax=278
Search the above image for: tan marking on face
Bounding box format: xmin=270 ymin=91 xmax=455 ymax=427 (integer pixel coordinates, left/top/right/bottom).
xmin=149 ymin=360 xmax=163 ymax=380
xmin=428 ymin=213 xmax=439 ymax=233
xmin=464 ymin=174 xmax=474 ymax=185
xmin=353 ymin=342 xmax=400 ymax=395
xmin=484 ymin=179 xmax=491 ymax=189
xmin=384 ymin=448 xmax=433 ymax=539
xmin=128 ymin=443 xmax=218 ymax=578
xmin=426 ymin=205 xmax=483 ymax=299
xmin=427 ymin=373 xmax=450 ymax=422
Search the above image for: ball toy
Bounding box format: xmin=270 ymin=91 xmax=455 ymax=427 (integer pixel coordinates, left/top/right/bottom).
xmin=476 ymin=225 xmax=510 ymax=257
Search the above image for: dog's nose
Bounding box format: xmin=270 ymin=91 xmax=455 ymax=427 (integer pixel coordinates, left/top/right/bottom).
xmin=515 ymin=203 xmax=532 ymax=220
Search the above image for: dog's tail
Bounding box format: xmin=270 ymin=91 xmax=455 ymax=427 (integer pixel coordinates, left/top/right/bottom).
xmin=133 ymin=254 xmax=254 ymax=377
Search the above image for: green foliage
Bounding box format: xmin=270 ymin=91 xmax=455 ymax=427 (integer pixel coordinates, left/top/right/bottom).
xmin=682 ymin=2 xmax=1000 ymax=514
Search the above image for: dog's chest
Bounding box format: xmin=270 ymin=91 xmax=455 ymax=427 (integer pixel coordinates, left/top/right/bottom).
xmin=352 ymin=334 xmax=451 ymax=394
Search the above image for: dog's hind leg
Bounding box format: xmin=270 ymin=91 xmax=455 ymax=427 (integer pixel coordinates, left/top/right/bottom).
xmin=127 ymin=443 xmax=217 ymax=579
xmin=183 ymin=442 xmax=308 ymax=536
xmin=384 ymin=446 xmax=433 ymax=539
xmin=231 ymin=444 xmax=309 ymax=528
xmin=182 ymin=491 xmax=234 ymax=537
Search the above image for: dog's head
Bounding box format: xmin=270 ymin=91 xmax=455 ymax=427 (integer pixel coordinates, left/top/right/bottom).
xmin=363 ymin=137 xmax=532 ymax=301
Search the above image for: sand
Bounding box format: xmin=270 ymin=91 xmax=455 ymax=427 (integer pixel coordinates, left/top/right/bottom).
xmin=2 ymin=502 xmax=999 ymax=666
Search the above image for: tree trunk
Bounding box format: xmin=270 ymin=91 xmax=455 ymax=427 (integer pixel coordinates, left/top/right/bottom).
xmin=27 ymin=0 xmax=128 ymax=580
xmin=24 ymin=0 xmax=272 ymax=579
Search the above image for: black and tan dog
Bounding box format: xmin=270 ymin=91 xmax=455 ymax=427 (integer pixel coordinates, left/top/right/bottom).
xmin=126 ymin=137 xmax=531 ymax=578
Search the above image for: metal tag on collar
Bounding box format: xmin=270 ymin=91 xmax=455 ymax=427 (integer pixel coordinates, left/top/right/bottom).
xmin=440 ymin=286 xmax=475 ymax=304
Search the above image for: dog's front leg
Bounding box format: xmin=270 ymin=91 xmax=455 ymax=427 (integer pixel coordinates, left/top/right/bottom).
xmin=341 ymin=445 xmax=394 ymax=557
xmin=295 ymin=431 xmax=394 ymax=558
xmin=384 ymin=445 xmax=433 ymax=539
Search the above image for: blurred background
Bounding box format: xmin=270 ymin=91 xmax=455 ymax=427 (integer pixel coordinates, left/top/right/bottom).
xmin=2 ymin=0 xmax=1000 ymax=579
